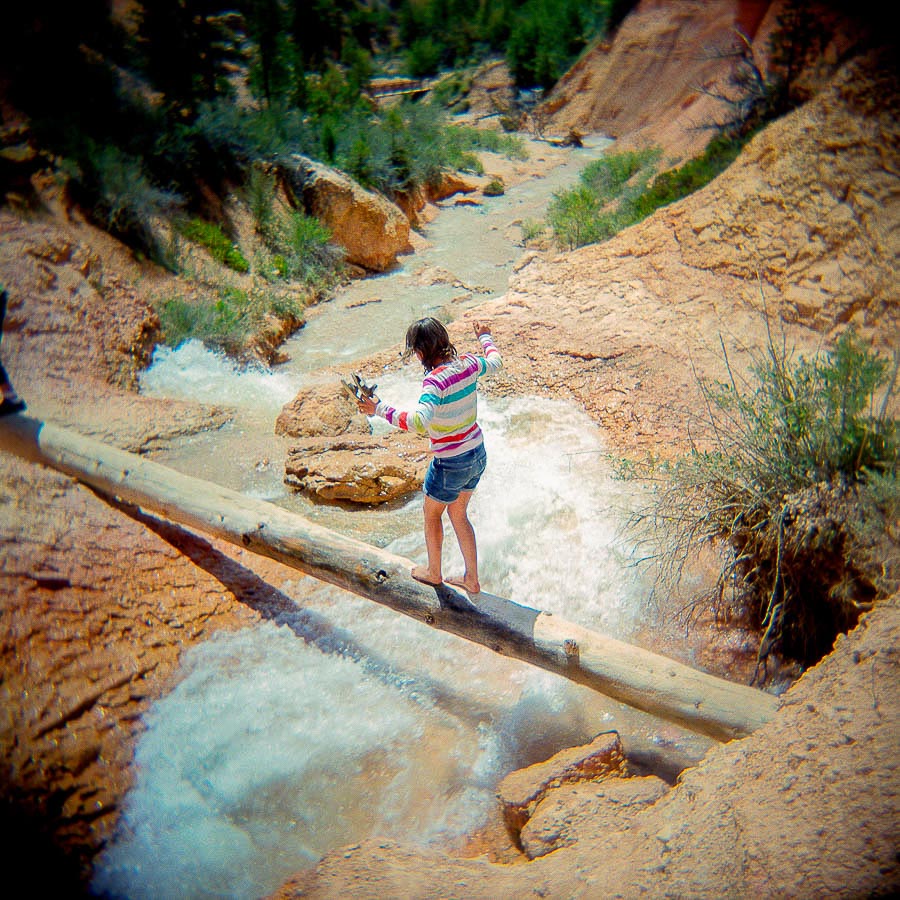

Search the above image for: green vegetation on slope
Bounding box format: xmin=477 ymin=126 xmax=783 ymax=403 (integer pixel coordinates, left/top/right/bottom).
xmin=0 ymin=0 xmax=626 ymax=269
xmin=539 ymin=133 xmax=754 ymax=250
xmin=633 ymin=327 xmax=898 ymax=674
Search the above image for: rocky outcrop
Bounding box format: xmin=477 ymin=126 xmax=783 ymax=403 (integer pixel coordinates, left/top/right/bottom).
xmin=0 ymin=451 xmax=265 ymax=872
xmin=277 ymin=381 xmax=430 ymax=504
xmin=277 ymin=155 xmax=412 ymax=272
xmin=0 ymin=210 xmax=159 ymax=393
xmin=274 ymin=382 xmax=371 ymax=438
xmin=281 ymin=601 xmax=899 ymax=898
xmin=284 ymin=432 xmax=429 ymax=504
xmin=537 ymin=0 xmax=764 ymax=161
xmin=497 ymin=731 xmax=628 ymax=838
xmin=520 ymin=773 xmax=669 ymax=859
xmin=538 ymin=0 xmax=875 ymax=164
xmin=464 ymin=47 xmax=899 ymax=462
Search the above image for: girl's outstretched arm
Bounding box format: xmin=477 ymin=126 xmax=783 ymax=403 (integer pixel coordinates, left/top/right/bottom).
xmin=357 ymin=388 xmax=437 ymax=434
xmin=472 ymin=320 xmax=502 ymax=372
xmin=375 ymin=389 xmax=437 ymax=434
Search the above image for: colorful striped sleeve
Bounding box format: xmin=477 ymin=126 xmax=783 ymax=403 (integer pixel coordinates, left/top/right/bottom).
xmin=476 ymin=333 xmax=502 ymax=374
xmin=375 ymin=380 xmax=440 ymax=435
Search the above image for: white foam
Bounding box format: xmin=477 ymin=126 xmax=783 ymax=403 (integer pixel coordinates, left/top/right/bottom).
xmin=140 ymin=340 xmax=299 ymax=414
xmin=93 ymin=387 xmax=648 ymax=899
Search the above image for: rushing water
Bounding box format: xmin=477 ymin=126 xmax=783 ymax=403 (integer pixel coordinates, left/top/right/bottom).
xmin=91 ymin=137 xmax=710 ymax=899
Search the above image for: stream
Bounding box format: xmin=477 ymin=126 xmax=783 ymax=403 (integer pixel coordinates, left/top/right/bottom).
xmin=91 ymin=137 xmax=713 ymax=899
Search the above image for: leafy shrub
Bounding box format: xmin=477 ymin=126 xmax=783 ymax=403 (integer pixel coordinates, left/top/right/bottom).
xmin=76 ymin=143 xmax=182 ymax=263
xmin=246 ymin=167 xmax=343 ymax=290
xmin=272 ymin=210 xmax=342 ymax=287
xmin=545 ymin=147 xmax=658 ymax=248
xmin=544 ymin=135 xmax=754 ymax=250
xmin=429 ymin=72 xmax=471 ymax=109
xmin=629 ymin=133 xmax=750 ymax=220
xmin=406 ymin=37 xmax=443 ymax=77
xmin=334 ymin=105 xmax=526 ymax=196
xmin=180 ymin=218 xmax=249 ymax=273
xmin=581 ymin=148 xmax=660 ymax=202
xmin=155 ymin=285 xmax=304 ymax=356
xmin=194 ymin=98 xmax=318 ymax=163
xmin=520 ymin=218 xmax=547 ymax=242
xmin=444 ymin=124 xmax=528 ymax=161
xmin=638 ymin=325 xmax=898 ymax=675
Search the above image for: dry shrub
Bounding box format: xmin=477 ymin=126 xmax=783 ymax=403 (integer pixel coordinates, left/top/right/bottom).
xmin=633 ymin=320 xmax=898 ymax=681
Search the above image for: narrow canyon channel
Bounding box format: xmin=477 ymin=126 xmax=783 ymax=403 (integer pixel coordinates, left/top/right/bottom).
xmin=92 ymin=137 xmax=718 ymax=899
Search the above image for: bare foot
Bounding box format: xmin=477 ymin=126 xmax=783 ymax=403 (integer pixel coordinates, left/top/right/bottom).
xmin=446 ymin=576 xmax=481 ymax=595
xmin=411 ymin=565 xmax=442 ymax=586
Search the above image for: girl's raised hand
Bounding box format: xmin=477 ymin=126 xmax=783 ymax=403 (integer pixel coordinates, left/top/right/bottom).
xmin=473 ymin=320 xmax=491 ymax=337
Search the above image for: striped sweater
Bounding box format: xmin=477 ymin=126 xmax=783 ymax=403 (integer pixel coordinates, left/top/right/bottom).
xmin=375 ymin=333 xmax=502 ymax=457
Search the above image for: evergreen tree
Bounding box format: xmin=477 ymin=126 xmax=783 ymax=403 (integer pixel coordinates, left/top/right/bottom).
xmin=243 ymin=0 xmax=294 ymax=105
xmin=136 ymin=1 xmax=242 ymax=116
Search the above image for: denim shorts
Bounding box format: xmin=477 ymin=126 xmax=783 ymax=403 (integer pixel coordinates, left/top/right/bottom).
xmin=423 ymin=444 xmax=487 ymax=504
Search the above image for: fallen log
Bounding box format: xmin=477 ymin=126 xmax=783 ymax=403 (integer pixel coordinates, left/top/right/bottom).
xmin=0 ymin=415 xmax=780 ymax=741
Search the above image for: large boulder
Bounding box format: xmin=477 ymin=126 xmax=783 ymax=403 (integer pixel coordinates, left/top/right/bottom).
xmin=284 ymin=432 xmax=429 ymax=504
xmin=278 ymin=381 xmax=430 ymax=504
xmin=277 ymin=155 xmax=411 ymax=272
xmin=274 ymin=382 xmax=370 ymax=438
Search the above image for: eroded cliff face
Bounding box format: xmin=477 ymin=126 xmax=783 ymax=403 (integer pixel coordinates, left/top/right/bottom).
xmin=465 ymin=46 xmax=898 ymax=461
xmin=539 ymin=0 xmax=876 ymax=164
xmin=0 ymin=2 xmax=897 ymax=895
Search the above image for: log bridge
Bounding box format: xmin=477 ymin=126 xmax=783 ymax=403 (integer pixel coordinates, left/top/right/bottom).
xmin=0 ymin=415 xmax=780 ymax=743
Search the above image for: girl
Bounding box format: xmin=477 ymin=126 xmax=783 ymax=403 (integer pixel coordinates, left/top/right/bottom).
xmin=358 ymin=317 xmax=502 ymax=594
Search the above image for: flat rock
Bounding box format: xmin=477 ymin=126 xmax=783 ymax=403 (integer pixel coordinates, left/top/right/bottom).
xmin=277 ymin=154 xmax=411 ymax=272
xmin=284 ymin=432 xmax=430 ymax=504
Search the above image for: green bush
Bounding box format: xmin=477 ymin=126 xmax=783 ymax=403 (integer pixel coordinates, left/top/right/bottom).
xmin=274 ymin=210 xmax=341 ymax=287
xmin=544 ymin=135 xmax=753 ymax=250
xmin=638 ymin=326 xmax=898 ymax=674
xmin=581 ymin=148 xmax=660 ymax=202
xmin=506 ymin=0 xmax=609 ymax=88
xmin=520 ymin=218 xmax=547 ymax=242
xmin=334 ymin=105 xmax=526 ymax=196
xmin=544 ymin=147 xmax=657 ymax=248
xmin=629 ymin=133 xmax=750 ymax=220
xmin=180 ymin=218 xmax=249 ymax=273
xmin=406 ymin=37 xmax=443 ymax=77
xmin=246 ymin=168 xmax=343 ymax=290
xmin=155 ymin=285 xmax=304 ymax=356
xmin=75 ymin=143 xmax=182 ymax=264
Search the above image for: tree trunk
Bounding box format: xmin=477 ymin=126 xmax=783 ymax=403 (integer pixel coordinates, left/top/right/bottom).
xmin=1 ymin=415 xmax=780 ymax=741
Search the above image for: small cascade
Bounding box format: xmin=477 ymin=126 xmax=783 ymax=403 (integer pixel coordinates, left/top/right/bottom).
xmin=91 ymin=136 xmax=666 ymax=899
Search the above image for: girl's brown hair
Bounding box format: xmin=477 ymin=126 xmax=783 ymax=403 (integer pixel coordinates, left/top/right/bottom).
xmin=405 ymin=317 xmax=457 ymax=371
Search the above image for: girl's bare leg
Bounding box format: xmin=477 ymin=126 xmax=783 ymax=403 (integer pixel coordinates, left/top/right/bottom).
xmin=447 ymin=491 xmax=480 ymax=594
xmin=412 ymin=495 xmax=447 ymax=585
